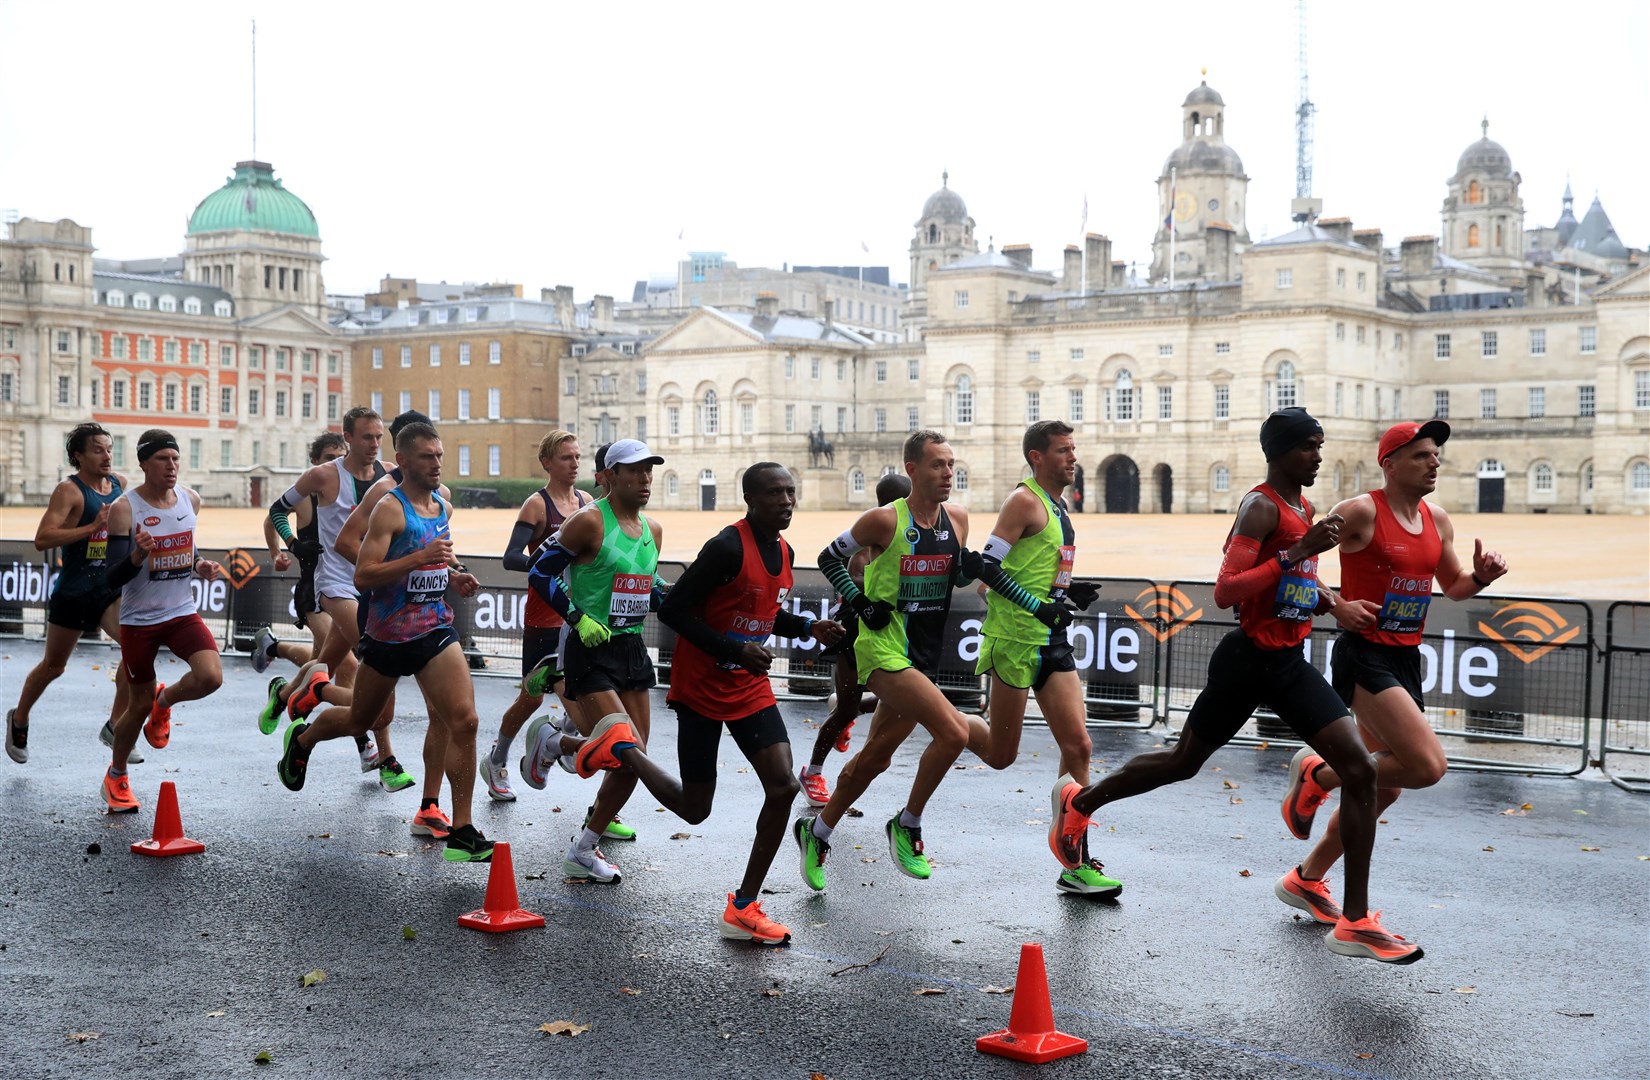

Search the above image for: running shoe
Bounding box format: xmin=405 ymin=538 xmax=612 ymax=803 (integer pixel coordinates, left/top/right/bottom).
xmin=277 ymin=722 xmax=310 ymax=791
xmin=1282 ymin=747 xmax=1329 ymax=840
xmin=799 ymin=767 xmax=831 ymax=809
xmin=1325 ymin=911 xmax=1424 ymax=964
xmin=285 ymin=663 xmax=331 ymax=722
xmin=6 ymin=709 xmax=27 ymax=764
xmin=98 ymin=720 xmax=144 ymax=764
xmin=251 ymin=626 xmax=278 ymax=674
xmin=524 ymin=659 xmax=558 ymax=698
xmin=378 ymin=756 xmax=416 ymax=792
xmin=257 ymin=678 xmax=288 ymax=736
xmin=1047 ymin=773 xmax=1088 ymax=870
xmin=794 ymin=816 xmax=830 ymax=892
xmin=719 ymin=894 xmax=791 ymax=945
xmin=519 ymin=714 xmax=558 ymax=790
xmin=143 ymin=684 xmax=171 ymax=749
xmin=356 ymin=734 xmax=381 ymax=772
xmin=574 ymin=713 xmax=636 ymax=778
xmin=835 ymin=719 xmax=854 ymax=754
xmin=886 ymin=815 xmax=932 ymax=880
xmin=101 ymin=770 xmax=138 ymax=813
xmin=444 ymin=823 xmax=495 ymax=863
xmin=1274 ymin=866 xmax=1342 ymax=925
xmin=554 ymin=713 xmax=581 ymax=774
xmin=410 ymin=803 xmax=453 ymax=839
xmin=563 ymin=843 xmax=620 ymax=882
xmin=480 ymin=745 xmax=517 ymax=801
xmin=1056 ymin=859 xmax=1123 ymax=898
xmin=584 ymin=805 xmax=635 ymax=841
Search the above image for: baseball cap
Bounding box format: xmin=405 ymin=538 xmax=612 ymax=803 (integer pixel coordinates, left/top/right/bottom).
xmin=603 ymin=438 xmax=664 ymax=467
xmin=593 ymin=442 xmax=612 ymax=471
xmin=1377 ymin=419 xmax=1450 ymax=463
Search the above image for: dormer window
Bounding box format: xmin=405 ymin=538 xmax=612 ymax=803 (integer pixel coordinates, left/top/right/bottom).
xmin=133 ymin=293 xmax=152 ymax=310
xmin=158 ymin=295 xmax=177 ymax=312
xmin=214 ymin=300 xmax=232 ymax=317
xmin=183 ymin=296 xmax=202 ymax=315
xmin=106 ymin=289 xmax=125 ymax=308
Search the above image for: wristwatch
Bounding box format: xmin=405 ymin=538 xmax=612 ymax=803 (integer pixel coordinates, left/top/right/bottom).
xmin=1277 ymin=551 xmax=1295 ymax=571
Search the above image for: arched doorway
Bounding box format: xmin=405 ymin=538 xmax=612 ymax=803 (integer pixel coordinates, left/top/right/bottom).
xmin=1101 ymin=455 xmax=1140 ymax=514
xmin=1153 ymin=463 xmax=1173 ymax=513
xmin=1476 ymin=460 xmax=1505 ymax=513
xmin=1071 ymin=463 xmax=1086 ymax=513
xmin=699 ymin=468 xmax=716 ymax=511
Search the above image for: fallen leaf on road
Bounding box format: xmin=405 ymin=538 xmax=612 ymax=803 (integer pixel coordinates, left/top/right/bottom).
xmin=1025 ymin=819 xmax=1045 ymax=825
xmin=1521 ymin=803 xmax=1533 ymax=810
xmin=402 ymin=925 xmax=417 ymax=941
xmin=980 ymin=985 xmax=1013 ymax=995
xmin=67 ymin=1032 xmax=101 ymax=1043
xmin=525 ymin=871 xmax=546 ymax=880
xmin=1581 ymin=846 xmax=1600 ymax=852
xmin=376 ymin=849 xmax=408 ymax=858
xmin=1454 ymin=986 xmax=1476 ymax=994
xmin=1255 ymin=741 xmax=1269 ymax=751
xmin=1573 ymin=809 xmax=1588 ymax=815
xmin=1238 ymin=869 xmax=1252 ymax=877
xmin=254 ymin=1050 xmax=274 ymax=1064
xmin=301 ymin=969 xmax=326 ymax=987
xmin=811 ymin=1073 xmax=830 ymax=1080
xmin=1223 ymin=780 xmax=1239 ymax=790
xmin=1230 ymin=835 xmax=1244 ymax=840
xmin=206 ymin=1010 xmax=226 ymax=1018
xmin=1229 ymin=796 xmax=1243 ymax=805
xmin=1500 ymin=808 xmax=1527 ymax=816
xmin=861 ymin=857 xmax=877 ymax=863
xmin=844 ymin=807 xmax=864 ymax=818
xmin=1482 ymin=845 xmax=1496 ymax=852
xmin=1555 ymin=1010 xmax=1594 ymax=1018
xmin=913 ymin=988 xmax=947 ymax=996
xmin=619 ymin=987 xmax=642 ymax=996
xmin=670 ymin=832 xmax=693 ymax=840
xmin=761 ymin=988 xmax=783 ymax=997
xmin=539 ymin=1020 xmax=590 ymax=1037
xmin=308 ymin=833 xmax=332 ymax=839
xmin=1638 ymin=856 xmax=1649 ymax=861
xmin=1356 ymin=1052 xmax=1374 ymax=1060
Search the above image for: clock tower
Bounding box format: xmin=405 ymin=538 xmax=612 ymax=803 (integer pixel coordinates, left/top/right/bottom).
xmin=1150 ymin=77 xmax=1250 ymax=285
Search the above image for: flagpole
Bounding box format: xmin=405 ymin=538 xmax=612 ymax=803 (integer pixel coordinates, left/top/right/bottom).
xmin=1168 ymin=167 xmax=1177 ymax=291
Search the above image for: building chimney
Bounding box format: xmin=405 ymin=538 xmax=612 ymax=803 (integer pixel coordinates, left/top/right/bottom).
xmin=755 ymin=291 xmax=779 ymax=318
xmin=1317 ymin=217 xmax=1354 ymax=243
xmin=1110 ymin=260 xmax=1126 ymax=288
xmin=1400 ymin=235 xmax=1437 ymax=277
xmin=1353 ymin=228 xmax=1384 ymax=254
xmin=593 ymin=294 xmax=614 ymax=329
xmin=1062 ymin=245 xmax=1082 ymax=291
xmin=1002 ymin=243 xmax=1033 ymax=269
xmin=1205 ymin=222 xmax=1235 ymax=281
xmin=1085 ymin=234 xmax=1112 ymax=289
xmin=552 ymin=284 xmax=575 ymax=327
xmin=1525 ymin=270 xmax=1548 ymax=308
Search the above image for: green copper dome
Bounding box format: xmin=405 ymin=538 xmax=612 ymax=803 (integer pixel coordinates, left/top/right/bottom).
xmin=187 ymin=160 xmax=319 ymax=238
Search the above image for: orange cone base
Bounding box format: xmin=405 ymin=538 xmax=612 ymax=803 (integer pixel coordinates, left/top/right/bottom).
xmin=975 ymin=1028 xmax=1088 ymax=1064
xmin=131 ymin=835 xmax=206 ymax=857
xmin=132 ymin=781 xmax=204 ymax=857
xmin=458 ymin=906 xmax=546 ymax=933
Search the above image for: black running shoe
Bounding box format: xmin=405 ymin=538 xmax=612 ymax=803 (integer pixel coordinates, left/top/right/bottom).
xmin=443 ymin=823 xmax=494 ymax=863
xmin=6 ymin=709 xmax=27 ymax=764
xmin=278 ymin=721 xmax=311 ymax=791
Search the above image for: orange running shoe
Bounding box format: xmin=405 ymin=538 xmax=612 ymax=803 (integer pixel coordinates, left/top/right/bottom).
xmin=1274 ymin=866 xmax=1342 ymax=925
xmin=834 ymin=720 xmax=854 ymax=753
xmin=286 ymin=664 xmax=332 ymax=721
xmin=102 ymin=770 xmax=139 ymax=813
xmin=1047 ymin=773 xmax=1089 ymax=870
xmin=143 ymin=685 xmax=171 ymax=749
xmin=1282 ymin=747 xmax=1329 ymax=840
xmin=574 ymin=713 xmax=636 ymax=778
xmin=718 ymin=894 xmax=791 ymax=945
xmin=410 ymin=804 xmax=452 ymax=839
xmin=1326 ymin=911 xmax=1424 ymax=964
xmin=799 ymin=767 xmax=831 ymax=809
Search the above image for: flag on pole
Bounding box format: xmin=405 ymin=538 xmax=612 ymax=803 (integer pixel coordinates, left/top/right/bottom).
xmin=1080 ymin=194 xmax=1088 ymax=235
xmin=1163 ymin=178 xmax=1175 ymax=236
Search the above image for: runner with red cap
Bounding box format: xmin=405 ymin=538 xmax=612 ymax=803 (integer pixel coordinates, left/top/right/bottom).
xmin=1278 ymin=418 xmax=1508 ymax=961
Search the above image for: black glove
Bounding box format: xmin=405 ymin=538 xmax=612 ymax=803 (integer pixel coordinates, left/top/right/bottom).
xmin=290 ymin=538 xmax=323 ymax=565
xmin=1067 ymin=580 xmax=1101 ymax=610
xmin=1033 ymin=600 xmax=1076 ymax=631
xmin=958 ymin=547 xmax=985 ymax=580
xmin=853 ymin=595 xmax=894 ymax=631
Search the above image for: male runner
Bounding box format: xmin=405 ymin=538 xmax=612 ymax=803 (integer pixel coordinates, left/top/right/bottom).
xmin=793 ymin=429 xmax=974 ymax=891
xmin=1279 ymin=419 xmax=1508 ymax=956
xmin=8 ymin=424 xmax=136 ymax=764
xmin=961 ymin=420 xmax=1118 ymax=897
xmin=800 ymin=472 xmax=909 ymax=807
xmin=480 ymin=429 xmax=592 ymax=803
xmin=252 ymin=432 xmax=347 ymax=684
xmin=1048 ymin=409 xmax=1418 ymax=962
xmin=522 ymin=438 xmax=664 ymax=882
xmin=276 ymin=422 xmax=502 ymax=861
xmin=99 ymin=429 xmax=226 ymax=812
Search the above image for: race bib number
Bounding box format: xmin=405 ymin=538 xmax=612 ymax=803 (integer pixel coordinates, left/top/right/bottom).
xmin=718 ymin=606 xmax=778 ymax=670
xmin=1377 ymin=574 xmax=1433 ymax=634
xmin=609 ymin=572 xmax=652 ymax=628
xmin=1271 ymin=555 xmax=1318 ymax=623
xmin=148 ymin=530 xmax=194 ymax=580
xmin=896 ymin=553 xmax=953 ymax=614
xmin=86 ymin=527 xmax=109 ymax=564
xmin=407 ymin=564 xmax=450 ymax=604
xmin=1053 ymin=545 xmax=1076 ymax=590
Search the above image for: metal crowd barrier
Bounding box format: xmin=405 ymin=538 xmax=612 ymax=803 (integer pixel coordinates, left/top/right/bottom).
xmin=1600 ymin=601 xmax=1650 ymax=793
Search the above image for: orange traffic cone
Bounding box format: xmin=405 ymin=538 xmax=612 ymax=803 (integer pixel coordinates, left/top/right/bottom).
xmin=458 ymin=842 xmax=546 ymax=933
xmin=975 ymin=943 xmax=1088 ymax=1063
xmin=131 ymin=780 xmax=206 ymax=857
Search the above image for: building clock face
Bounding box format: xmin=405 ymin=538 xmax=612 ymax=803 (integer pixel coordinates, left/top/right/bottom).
xmin=1172 ymin=190 xmax=1197 ymax=224
xmin=1208 ymin=198 xmax=1220 ymax=212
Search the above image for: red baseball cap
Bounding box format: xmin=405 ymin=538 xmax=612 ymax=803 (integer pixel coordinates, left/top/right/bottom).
xmin=1378 ymin=419 xmax=1450 ymax=463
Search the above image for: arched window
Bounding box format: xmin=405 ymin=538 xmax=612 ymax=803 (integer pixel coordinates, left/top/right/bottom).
xmin=133 ymin=293 xmax=152 ymax=310
xmin=1353 ymin=464 xmax=1364 ymax=491
xmin=1274 ymin=360 xmax=1297 ymax=410
xmin=1114 ymin=368 xmax=1135 ymax=421
xmin=1631 ymin=461 xmax=1650 ymax=493
xmin=1532 ymin=463 xmax=1554 ymax=493
xmin=158 ymin=295 xmax=177 ymax=312
xmin=213 ymin=300 xmax=232 ymax=317
xmin=850 ymin=469 xmax=865 ymax=495
xmin=1333 ymin=462 xmax=1344 ymax=494
xmin=106 ymin=289 xmax=125 ymax=307
xmin=1467 ymin=223 xmax=1481 ymax=248
xmin=700 ymin=389 xmax=719 ymax=435
xmin=953 ymin=374 xmax=974 ymax=425
xmin=1213 ymin=464 xmax=1230 ymax=493
xmin=665 ymin=472 xmax=679 ymax=497
xmin=928 ymin=224 xmax=937 ymax=243
xmin=955 ymin=467 xmax=970 ymax=492
xmin=1467 ymin=179 xmax=1482 ymax=205
xmin=183 ymin=296 xmax=201 ymax=315
xmin=1581 ymin=461 xmax=1594 ymax=493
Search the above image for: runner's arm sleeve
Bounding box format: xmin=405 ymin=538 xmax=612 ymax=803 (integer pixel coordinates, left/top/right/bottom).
xmin=818 ymin=530 xmax=864 ymax=602
xmin=104 ymin=534 xmax=141 ymax=589
xmin=976 ymin=534 xmax=1044 ymax=614
xmin=501 ymin=520 xmax=538 ymax=572
xmin=656 ymin=531 xmax=742 ymax=662
xmin=267 ymin=486 xmax=302 ymax=543
xmin=526 ymin=541 xmax=580 ymax=622
xmin=1212 ymin=534 xmax=1284 ymax=608
xmin=772 ymin=608 xmax=813 ymax=639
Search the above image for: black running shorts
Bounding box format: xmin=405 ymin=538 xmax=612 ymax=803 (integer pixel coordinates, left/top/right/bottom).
xmin=522 ymin=625 xmax=568 ymax=680
xmin=1331 ymin=632 xmax=1425 ymax=712
xmin=564 ymin=632 xmax=656 ymax=701
xmin=293 ymin=566 xmax=318 ymax=631
xmin=359 ymin=625 xmax=460 ymax=679
xmin=47 ymin=588 xmax=117 ymax=633
xmin=673 ymin=700 xmax=789 ymax=784
xmin=1185 ymin=629 xmax=1348 ymax=747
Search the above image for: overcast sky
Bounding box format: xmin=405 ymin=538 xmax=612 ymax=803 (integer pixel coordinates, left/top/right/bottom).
xmin=2 ymin=1 xmax=1645 ymax=302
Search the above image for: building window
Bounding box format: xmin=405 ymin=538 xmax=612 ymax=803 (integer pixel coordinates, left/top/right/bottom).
xmin=1158 ymin=343 xmax=1174 ymax=357
xmin=1528 ymin=387 xmax=1545 ymax=418
xmin=220 ymin=440 xmax=232 ymax=468
xmin=190 ymin=385 xmax=204 ymax=413
xmin=1276 ymin=268 xmax=1293 ymax=289
xmin=636 ymin=417 xmax=647 ymax=442
xmin=667 ymin=404 xmax=681 ymax=436
xmin=875 ymin=360 xmax=887 ymax=383
xmin=1025 ymin=390 xmax=1040 ymax=424
xmin=186 ymin=342 xmax=203 ymax=365
xmin=784 ymin=404 xmax=795 ymax=433
xmin=214 ymin=300 xmax=232 ymax=317
xmin=133 ymin=293 xmax=151 ymax=310
xmin=1480 ymin=388 xmax=1497 ymax=419
xmin=400 ymin=346 xmax=411 ymax=368
xmin=488 ymin=445 xmax=501 ymax=477
xmin=188 ymin=438 xmax=201 ymax=469
xmin=111 ymin=379 xmax=126 ymax=408
xmin=637 ymin=371 xmax=647 ymax=394
xmin=138 ymin=338 xmax=154 ymax=361
xmin=955 ymin=467 xmax=970 ymax=492
xmin=163 ymin=383 xmax=179 ymax=412
xmin=489 ymin=340 xmax=502 ymax=364
xmin=1632 ymin=461 xmax=1650 ymax=493
xmin=456 ymin=388 xmax=470 ymax=419
xmin=57 ymin=374 xmax=73 ymax=406
xmin=906 ymin=406 xmax=920 ymax=432
xmin=399 ymin=390 xmax=411 ymax=414
xmin=459 ymin=343 xmax=471 ymax=365
xmin=1355 ymin=325 xmax=1366 ymax=345
xmin=954 ymin=290 xmax=969 ymax=309
xmin=301 ymin=391 xmax=313 ymax=419
xmin=784 ymin=354 xmax=795 ymax=379
xmin=1579 ymin=384 xmax=1595 ymax=417
xmin=370 ymin=391 xmax=383 ymax=414
xmin=112 ymin=434 xmax=126 ymax=465
xmin=1582 ymin=462 xmax=1594 ymax=492
xmin=850 ymin=469 xmax=865 ymax=495
xmin=1533 ymin=463 xmax=1554 ymax=493
xmin=666 ymin=473 xmax=679 ymax=497
xmin=1529 ymin=328 xmax=1546 ymax=356
xmin=249 ymin=346 xmax=262 ymax=369
xmin=107 ymin=290 xmax=125 ymax=307
xmin=247 ymin=387 xmax=260 ymax=415
xmin=427 ymin=390 xmax=441 ymax=421
xmin=564 ymin=375 xmax=577 ymax=396
xmin=740 ymin=401 xmax=754 ymax=435
xmin=811 ymin=357 xmax=821 ymax=380
xmin=1335 ymin=268 xmax=1346 ymax=288
xmin=1158 ymin=385 xmax=1173 ymax=420
xmin=276 ymin=349 xmax=290 ymax=371
xmin=163 ymin=340 xmax=179 ymax=363
xmin=1433 ymin=389 xmax=1450 ymax=418
xmin=220 ymin=387 xmax=234 ymax=415
xmin=1636 ymin=370 xmax=1650 ymax=410
xmin=1580 ymin=326 xmax=1597 ymax=354
xmin=487 ymin=387 xmax=501 ymax=419
xmin=874 ymin=407 xmax=886 ymax=433
xmin=1113 ymin=369 xmax=1136 ymax=420
xmin=1068 ymin=388 xmax=1085 ymax=422
xmin=458 ymin=445 xmax=471 ymax=476
xmin=836 ymin=406 xmax=847 ymax=433
xmin=302 ymin=350 xmax=314 ymax=373
xmin=1215 ymin=341 xmax=1230 ymax=355
xmin=1435 ymin=334 xmax=1451 ymax=360
xmin=1213 ymin=465 xmax=1230 ymax=493
xmin=908 ymin=357 xmax=919 ymax=381
xmin=327 ymin=394 xmax=339 ymax=421
xmin=221 ymin=345 xmax=235 ymax=367
xmin=1354 ymin=383 xmax=1364 ymax=418
xmin=953 ymin=374 xmax=974 ymax=425
xmin=1357 ymin=271 xmax=1367 ymax=291
xmin=1273 ymin=361 xmax=1296 ymax=410
xmin=274 ymin=389 xmax=288 ymax=418
xmin=429 ymin=344 xmax=441 ymax=367
xmin=1214 ymin=383 xmax=1230 ymax=420
xmin=113 ymin=335 xmax=128 ymax=360
xmin=1481 ymin=331 xmax=1498 ymax=358
xmin=701 ymin=389 xmax=719 ymax=434
xmin=1067 ymin=348 xmax=1084 ymax=364
xmin=837 ymin=358 xmax=847 ymax=381
xmin=811 ymin=405 xmax=822 ymax=430
xmin=1335 ymin=321 xmax=1346 ymax=343
xmin=1334 ymin=382 xmax=1344 ymax=416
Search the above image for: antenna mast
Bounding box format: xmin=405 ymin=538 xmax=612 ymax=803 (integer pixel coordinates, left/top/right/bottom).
xmin=1291 ymin=0 xmax=1320 ymax=224
xmin=251 ymin=19 xmax=258 ymax=160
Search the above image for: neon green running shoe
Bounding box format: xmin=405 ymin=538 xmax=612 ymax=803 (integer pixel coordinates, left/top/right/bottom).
xmin=378 ymin=756 xmax=417 ymax=792
xmin=258 ymin=677 xmax=288 ymax=736
xmin=793 ymin=816 xmax=830 ymax=892
xmin=524 ymin=661 xmax=560 ymax=698
xmin=885 ymin=816 xmax=931 ymax=880
xmin=585 ymin=805 xmax=636 ymax=841
xmin=1056 ymin=859 xmax=1123 ymax=898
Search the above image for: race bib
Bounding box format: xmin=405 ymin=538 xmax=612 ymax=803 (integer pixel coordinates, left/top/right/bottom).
xmin=147 ymin=530 xmax=194 ymax=580
xmin=407 ymin=564 xmax=450 ymax=604
xmin=718 ymin=605 xmax=778 ymax=670
xmin=609 ymin=572 xmax=652 ymax=628
xmin=1377 ymin=573 xmax=1433 ymax=634
xmin=896 ymin=553 xmax=953 ymax=614
xmin=1272 ymin=555 xmax=1319 ymax=623
xmin=86 ymin=527 xmax=109 ymax=564
xmin=1053 ymin=545 xmax=1076 ymax=590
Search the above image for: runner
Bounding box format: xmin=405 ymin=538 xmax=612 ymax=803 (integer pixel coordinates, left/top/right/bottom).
xmin=1280 ymin=419 xmax=1508 ymax=957
xmin=799 ymin=472 xmax=909 ymax=808
xmin=275 ymin=422 xmax=502 ymax=861
xmin=793 ymin=429 xmax=975 ymax=892
xmin=7 ymin=423 xmax=136 ymax=765
xmin=1048 ymin=409 xmax=1419 ymax=962
xmin=480 ymin=429 xmax=592 ymax=804
xmin=252 ymin=432 xmax=347 ymax=685
xmin=961 ymin=420 xmax=1118 ymax=897
xmin=98 ymin=429 xmax=226 ymax=812
xmin=521 ymin=439 xmax=666 ymax=882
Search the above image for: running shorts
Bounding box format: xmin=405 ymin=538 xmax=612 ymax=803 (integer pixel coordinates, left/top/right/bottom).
xmin=975 ymin=637 xmax=1075 ymax=691
xmin=564 ymin=632 xmax=656 ymax=700
xmin=121 ymin=613 xmax=219 ymax=684
xmin=359 ymin=625 xmax=461 ymax=679
xmin=1184 ymin=628 xmax=1347 ymax=747
xmin=1331 ymin=632 xmax=1425 ymax=712
xmin=673 ymin=700 xmax=789 ymax=784
xmin=48 ymin=588 xmax=117 ymax=633
xmin=522 ymin=625 xmax=569 ymax=681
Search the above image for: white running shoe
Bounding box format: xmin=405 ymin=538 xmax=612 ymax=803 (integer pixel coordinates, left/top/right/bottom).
xmin=519 ymin=714 xmax=558 ymax=791
xmin=554 ymin=712 xmax=581 ymax=774
xmin=357 ymin=736 xmax=381 ymax=773
xmin=251 ymin=627 xmax=278 ymax=674
xmin=480 ymin=744 xmax=517 ymax=802
xmin=563 ymin=843 xmax=621 ymax=883
xmin=98 ymin=719 xmax=143 ymax=764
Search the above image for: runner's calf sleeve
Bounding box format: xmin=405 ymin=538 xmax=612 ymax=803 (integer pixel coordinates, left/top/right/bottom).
xmin=1212 ymin=534 xmax=1284 ymax=608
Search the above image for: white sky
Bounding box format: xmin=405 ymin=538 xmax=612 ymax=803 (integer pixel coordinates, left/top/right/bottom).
xmin=2 ymin=0 xmax=1645 ymax=301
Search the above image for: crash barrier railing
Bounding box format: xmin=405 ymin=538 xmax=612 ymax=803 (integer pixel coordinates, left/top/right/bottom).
xmin=1161 ymin=581 xmax=1595 ymax=777
xmin=1600 ymin=601 xmax=1650 ymax=793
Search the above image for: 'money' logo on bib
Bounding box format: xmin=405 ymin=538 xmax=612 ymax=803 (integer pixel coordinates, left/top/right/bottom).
xmin=896 ymin=553 xmax=952 ymax=613
xmin=609 ymin=573 xmax=651 ymax=626
xmin=1377 ymin=573 xmax=1432 ymax=634
xmin=1272 ymin=554 xmax=1319 ymax=622
xmin=148 ymin=531 xmax=194 ymax=580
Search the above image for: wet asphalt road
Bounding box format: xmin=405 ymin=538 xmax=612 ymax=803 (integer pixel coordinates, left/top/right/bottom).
xmin=2 ymin=639 xmax=1646 ymax=1080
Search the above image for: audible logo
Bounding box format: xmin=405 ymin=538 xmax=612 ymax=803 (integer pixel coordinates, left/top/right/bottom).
xmin=1125 ymin=585 xmax=1203 ymax=643
xmin=1476 ymin=602 xmax=1580 ymax=664
xmin=223 ymin=548 xmax=261 ymax=590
